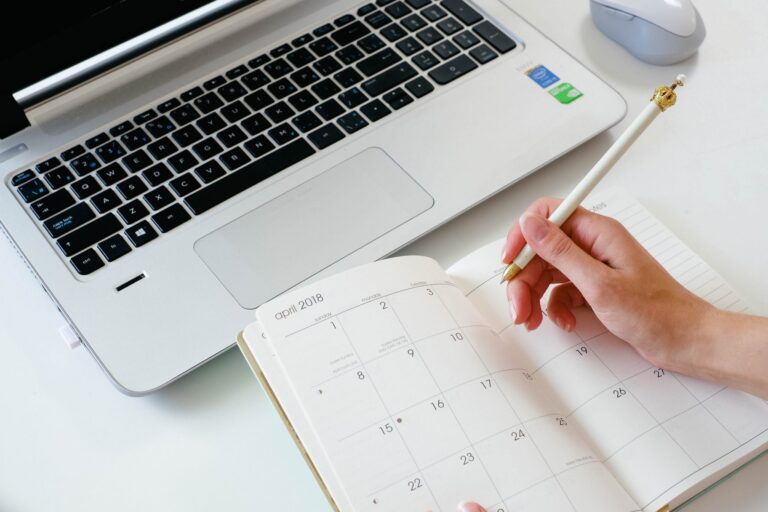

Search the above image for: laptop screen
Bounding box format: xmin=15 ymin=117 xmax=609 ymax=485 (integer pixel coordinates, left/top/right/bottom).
xmin=0 ymin=0 xmax=257 ymax=137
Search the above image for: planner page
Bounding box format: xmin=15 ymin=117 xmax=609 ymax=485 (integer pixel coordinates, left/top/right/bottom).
xmin=447 ymin=189 xmax=768 ymax=511
xmin=251 ymin=256 xmax=640 ymax=512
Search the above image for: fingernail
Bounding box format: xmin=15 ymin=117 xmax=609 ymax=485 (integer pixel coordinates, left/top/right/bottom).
xmin=501 ymin=244 xmax=508 ymax=262
xmin=520 ymin=213 xmax=550 ymax=243
xmin=554 ymin=316 xmax=567 ymax=331
xmin=509 ymin=302 xmax=517 ymax=323
xmin=458 ymin=502 xmax=485 ymax=512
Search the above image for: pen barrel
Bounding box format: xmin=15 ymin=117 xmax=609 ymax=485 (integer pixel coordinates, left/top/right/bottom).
xmin=511 ymin=102 xmax=662 ymax=271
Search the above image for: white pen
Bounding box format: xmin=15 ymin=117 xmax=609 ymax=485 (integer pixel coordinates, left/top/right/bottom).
xmin=501 ymin=75 xmax=687 ymax=283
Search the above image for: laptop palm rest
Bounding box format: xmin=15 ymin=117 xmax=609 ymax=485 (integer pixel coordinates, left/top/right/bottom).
xmin=194 ymin=147 xmax=434 ymax=309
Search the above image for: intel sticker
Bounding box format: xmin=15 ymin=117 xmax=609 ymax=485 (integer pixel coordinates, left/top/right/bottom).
xmin=526 ymin=65 xmax=559 ymax=88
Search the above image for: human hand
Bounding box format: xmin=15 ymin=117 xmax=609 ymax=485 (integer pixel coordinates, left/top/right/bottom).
xmin=457 ymin=501 xmax=486 ymax=512
xmin=501 ymin=197 xmax=713 ymax=372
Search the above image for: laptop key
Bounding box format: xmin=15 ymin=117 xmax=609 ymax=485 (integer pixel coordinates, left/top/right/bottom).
xmin=288 ymin=90 xmax=319 ymax=112
xmin=152 ymin=204 xmax=191 ymax=233
xmin=169 ymin=173 xmax=202 ymax=197
xmin=192 ymin=138 xmax=224 ymax=160
xmin=334 ymin=68 xmax=363 ymax=88
xmin=470 ymin=43 xmax=498 ymax=64
xmin=133 ymin=109 xmax=157 ymax=124
xmin=157 ymin=98 xmax=181 ymax=113
xmin=357 ymin=48 xmax=402 ymax=77
xmin=91 ymin=189 xmax=123 ymax=213
xmin=109 ymin=121 xmax=134 ymax=137
xmin=337 ymin=111 xmax=369 ymax=134
xmin=36 ymin=157 xmax=61 ymax=173
xmin=144 ymin=185 xmax=175 ymax=210
xmin=147 ymin=137 xmax=179 ymax=159
xmin=170 ymin=104 xmax=201 ymax=126
xmin=406 ymin=0 xmax=430 ymax=8
xmin=226 ymin=65 xmax=249 ymax=79
xmin=382 ymin=87 xmax=414 ymax=109
xmin=401 ymin=14 xmax=427 ymax=32
xmin=95 ymin=140 xmax=127 ymax=163
xmin=217 ymin=125 xmax=247 ymax=148
xmin=121 ymin=127 xmax=151 ymax=151
xmin=405 ymin=76 xmax=435 ymax=97
xmin=292 ymin=111 xmax=323 ymax=133
xmin=60 ymin=145 xmax=86 ymax=161
xmin=434 ymin=40 xmax=460 ymax=59
xmin=314 ymin=56 xmax=343 ymax=76
xmin=361 ymin=62 xmax=417 ymax=96
xmin=365 ymin=11 xmax=392 ymax=29
xmin=287 ymin=48 xmax=316 ymax=68
xmin=292 ymin=33 xmax=313 ymax=47
xmin=118 ymin=200 xmax=150 ymax=225
xmin=172 ymin=125 xmax=204 ymax=147
xmin=142 ymin=163 xmax=174 ymax=187
xmin=247 ymin=54 xmax=270 ymax=69
xmin=122 ymin=149 xmax=153 ymax=173
xmin=196 ymin=112 xmax=227 ymax=135
xmin=98 ymin=234 xmax=132 ymax=262
xmin=221 ymin=100 xmax=251 ymax=123
xmin=381 ymin=23 xmax=408 ymax=42
xmin=268 ymin=78 xmax=298 ymax=99
xmin=308 ymin=124 xmax=345 ymax=150
xmin=97 ymin=163 xmax=128 ymax=186
xmin=220 ymin=147 xmax=251 ymax=170
xmin=58 ymin=213 xmax=122 ymax=257
xmin=145 ymin=116 xmax=176 ymax=137
xmin=396 ymin=36 xmax=424 ymax=56
xmin=265 ymin=101 xmax=296 ymax=123
xmin=115 ymin=176 xmax=148 ymax=201
xmin=242 ymin=69 xmax=271 ymax=90
xmin=218 ymin=82 xmax=248 ymax=102
xmin=473 ymin=21 xmax=517 ymax=53
xmin=312 ymin=79 xmax=342 ymax=100
xmin=31 ymin=189 xmax=75 ymax=220
xmin=314 ymin=23 xmax=334 ymax=37
xmin=264 ymin=58 xmax=294 ymax=79
xmin=376 ymin=0 xmax=396 ymax=5
xmin=358 ymin=3 xmax=376 ymax=16
xmin=195 ymin=161 xmax=226 ymax=184
xmin=453 ymin=30 xmax=480 ymax=49
xmin=45 ymin=167 xmax=76 ymax=189
xmin=437 ymin=17 xmax=462 ymax=35
xmin=339 ymin=87 xmax=368 ymax=109
xmin=412 ymin=50 xmax=440 ymax=70
xmin=180 ymin=86 xmax=204 ymax=101
xmin=421 ymin=5 xmax=447 ymax=22
xmin=358 ymin=34 xmax=386 ymax=53
xmin=267 ymin=123 xmax=299 ymax=145
xmin=440 ymin=0 xmax=483 ymax=25
xmin=67 ymin=154 xmax=96 ymax=179
xmin=185 ymin=139 xmax=316 ymax=215
xmin=125 ymin=220 xmax=158 ymax=247
xmin=194 ymin=92 xmax=224 ymax=115
xmin=70 ymin=249 xmax=104 ymax=275
xmin=291 ymin=67 xmax=321 ymax=87
xmin=331 ymin=21 xmax=371 ymax=47
xmin=44 ymin=203 xmax=96 ymax=238
xmin=309 ymin=37 xmax=338 ymax=57
xmin=360 ymin=99 xmax=392 ymax=122
xmin=167 ymin=150 xmax=198 ymax=173
xmin=241 ymin=113 xmax=272 ymax=136
xmin=316 ymin=99 xmax=345 ymax=121
xmin=244 ymin=90 xmax=275 ymax=111
xmin=71 ymin=176 xmax=102 ymax=199
xmin=417 ymin=26 xmax=443 ymax=45
xmin=386 ymin=1 xmax=412 ymax=18
xmin=270 ymin=43 xmax=292 ymax=58
xmin=428 ymin=53 xmax=478 ymax=84
xmin=334 ymin=14 xmax=355 ymax=27
xmin=243 ymin=135 xmax=276 ymax=158
xmin=11 ymin=169 xmax=35 ymax=186
xmin=85 ymin=132 xmax=109 ymax=149
xmin=203 ymin=75 xmax=226 ymax=91
xmin=336 ymin=45 xmax=365 ymax=65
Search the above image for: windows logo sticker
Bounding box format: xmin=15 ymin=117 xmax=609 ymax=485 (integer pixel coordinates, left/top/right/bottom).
xmin=549 ymin=82 xmax=583 ymax=104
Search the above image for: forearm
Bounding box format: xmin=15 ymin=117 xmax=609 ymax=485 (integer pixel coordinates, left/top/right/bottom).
xmin=675 ymin=308 xmax=768 ymax=400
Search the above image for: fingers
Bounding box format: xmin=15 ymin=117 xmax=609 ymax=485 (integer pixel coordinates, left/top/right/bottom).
xmin=519 ymin=213 xmax=608 ymax=292
xmin=458 ymin=502 xmax=487 ymax=512
xmin=502 ymin=197 xmax=563 ymax=263
xmin=547 ymin=282 xmax=587 ymax=331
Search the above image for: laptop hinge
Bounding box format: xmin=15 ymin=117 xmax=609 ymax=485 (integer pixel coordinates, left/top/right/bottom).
xmin=0 ymin=91 xmax=30 ymax=139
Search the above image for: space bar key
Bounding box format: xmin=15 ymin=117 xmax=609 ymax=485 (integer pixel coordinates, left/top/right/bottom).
xmin=185 ymin=139 xmax=316 ymax=215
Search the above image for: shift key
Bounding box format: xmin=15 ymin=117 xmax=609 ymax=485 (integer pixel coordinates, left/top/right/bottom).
xmin=57 ymin=213 xmax=122 ymax=257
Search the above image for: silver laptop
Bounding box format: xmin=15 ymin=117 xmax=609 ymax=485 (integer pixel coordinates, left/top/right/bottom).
xmin=0 ymin=0 xmax=625 ymax=395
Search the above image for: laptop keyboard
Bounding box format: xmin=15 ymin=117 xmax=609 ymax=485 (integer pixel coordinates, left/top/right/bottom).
xmin=10 ymin=0 xmax=517 ymax=276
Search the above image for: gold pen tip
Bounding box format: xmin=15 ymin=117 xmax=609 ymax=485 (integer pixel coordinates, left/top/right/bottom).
xmin=500 ymin=264 xmax=522 ymax=284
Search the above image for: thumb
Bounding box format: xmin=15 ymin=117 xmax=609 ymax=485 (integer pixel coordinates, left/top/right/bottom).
xmin=519 ymin=212 xmax=605 ymax=288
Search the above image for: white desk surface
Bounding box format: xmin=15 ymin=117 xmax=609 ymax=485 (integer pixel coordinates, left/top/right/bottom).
xmin=2 ymin=0 xmax=767 ymax=510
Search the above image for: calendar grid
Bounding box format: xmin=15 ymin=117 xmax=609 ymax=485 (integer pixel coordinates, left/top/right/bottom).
xmin=333 ymin=314 xmax=444 ymax=510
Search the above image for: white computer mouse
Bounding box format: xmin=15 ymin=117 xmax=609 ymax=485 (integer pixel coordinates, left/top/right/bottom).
xmin=590 ymin=0 xmax=706 ymax=65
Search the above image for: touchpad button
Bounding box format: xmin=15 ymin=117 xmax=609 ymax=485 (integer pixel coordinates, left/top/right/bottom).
xmin=194 ymin=147 xmax=434 ymax=309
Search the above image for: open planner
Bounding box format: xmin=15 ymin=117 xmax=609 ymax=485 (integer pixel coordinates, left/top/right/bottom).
xmin=238 ymin=190 xmax=768 ymax=512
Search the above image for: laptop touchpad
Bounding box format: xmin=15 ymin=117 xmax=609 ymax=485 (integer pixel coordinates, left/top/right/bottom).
xmin=194 ymin=148 xmax=434 ymax=309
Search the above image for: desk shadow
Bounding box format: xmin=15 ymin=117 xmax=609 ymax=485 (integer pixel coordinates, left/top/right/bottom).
xmin=147 ymin=344 xmax=267 ymax=413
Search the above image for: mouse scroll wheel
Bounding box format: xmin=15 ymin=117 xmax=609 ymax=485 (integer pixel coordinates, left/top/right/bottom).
xmin=603 ymin=6 xmax=635 ymax=21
